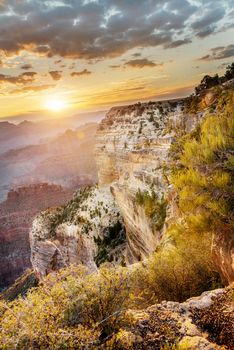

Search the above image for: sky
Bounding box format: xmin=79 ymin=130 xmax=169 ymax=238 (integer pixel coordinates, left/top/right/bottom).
xmin=0 ymin=0 xmax=234 ymax=121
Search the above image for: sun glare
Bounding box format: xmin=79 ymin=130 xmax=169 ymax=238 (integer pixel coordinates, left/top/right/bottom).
xmin=45 ymin=97 xmax=66 ymax=112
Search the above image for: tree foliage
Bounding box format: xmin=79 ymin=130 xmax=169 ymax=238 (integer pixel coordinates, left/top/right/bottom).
xmin=195 ymin=74 xmax=220 ymax=95
xmin=171 ymin=91 xmax=234 ymax=235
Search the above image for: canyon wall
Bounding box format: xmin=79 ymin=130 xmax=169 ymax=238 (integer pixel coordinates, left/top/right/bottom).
xmin=95 ymin=100 xmax=202 ymax=262
xmin=29 ymin=91 xmax=234 ymax=283
xmin=30 ymin=99 xmax=203 ymax=276
xmin=0 ymin=183 xmax=72 ymax=290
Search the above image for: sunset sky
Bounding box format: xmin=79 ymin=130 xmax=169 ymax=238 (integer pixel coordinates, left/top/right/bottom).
xmin=0 ymin=0 xmax=234 ymax=121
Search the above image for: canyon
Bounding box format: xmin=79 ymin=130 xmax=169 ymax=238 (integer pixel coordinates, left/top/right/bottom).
xmin=30 ymin=98 xmax=204 ymax=276
xmin=0 ymin=183 xmax=72 ymax=290
xmin=0 ymin=85 xmax=233 ymax=349
xmin=0 ymin=122 xmax=98 ymax=201
xmin=29 ymin=88 xmax=234 ymax=285
xmin=0 ymin=121 xmax=100 ymax=290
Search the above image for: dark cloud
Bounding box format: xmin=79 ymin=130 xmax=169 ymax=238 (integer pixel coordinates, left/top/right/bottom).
xmin=132 ymin=53 xmax=141 ymax=57
xmin=198 ymin=44 xmax=234 ymax=61
xmin=21 ymin=63 xmax=33 ymax=70
xmin=165 ymin=38 xmax=192 ymax=48
xmin=0 ymin=72 xmax=37 ymax=85
xmin=191 ymin=6 xmax=226 ymax=38
xmin=71 ymin=69 xmax=92 ymax=77
xmin=0 ymin=0 xmax=230 ymax=60
xmin=49 ymin=70 xmax=62 ymax=80
xmin=124 ymin=58 xmax=162 ymax=68
xmin=195 ymin=27 xmax=215 ymax=38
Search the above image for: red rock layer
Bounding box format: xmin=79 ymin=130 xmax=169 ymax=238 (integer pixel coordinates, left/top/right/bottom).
xmin=0 ymin=183 xmax=72 ymax=290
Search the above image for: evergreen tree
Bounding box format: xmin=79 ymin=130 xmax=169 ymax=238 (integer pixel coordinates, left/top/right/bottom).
xmin=172 ymin=91 xmax=234 ymax=235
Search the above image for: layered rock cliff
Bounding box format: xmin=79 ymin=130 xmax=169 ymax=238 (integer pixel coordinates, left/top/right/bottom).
xmin=30 ymin=185 xmax=126 ymax=278
xmin=30 ymin=99 xmax=204 ymax=276
xmin=95 ymin=100 xmax=203 ymax=262
xmin=29 ymin=86 xmax=234 ymax=283
xmin=0 ymin=183 xmax=72 ymax=290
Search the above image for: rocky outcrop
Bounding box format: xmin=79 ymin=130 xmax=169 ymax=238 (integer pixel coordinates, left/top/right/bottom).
xmin=30 ymin=186 xmax=126 ymax=278
xmin=115 ymin=287 xmax=233 ymax=349
xmin=0 ymin=183 xmax=72 ymax=290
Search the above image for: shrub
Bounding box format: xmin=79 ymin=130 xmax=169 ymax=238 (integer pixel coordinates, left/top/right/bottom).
xmin=0 ymin=265 xmax=134 ymax=349
xmin=0 ymin=234 xmax=222 ymax=349
xmin=138 ymin=228 xmax=222 ymax=303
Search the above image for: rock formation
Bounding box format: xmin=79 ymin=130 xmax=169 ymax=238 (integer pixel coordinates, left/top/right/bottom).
xmin=30 ymin=99 xmax=203 ymax=276
xmin=30 ymin=186 xmax=126 ymax=278
xmin=115 ymin=286 xmax=234 ymax=349
xmin=29 ymin=91 xmax=234 ymax=284
xmin=0 ymin=183 xmax=72 ymax=290
xmin=95 ymin=100 xmax=203 ymax=262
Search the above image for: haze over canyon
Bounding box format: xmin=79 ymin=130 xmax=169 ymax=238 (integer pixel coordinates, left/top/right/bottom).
xmin=0 ymin=0 xmax=233 ymax=349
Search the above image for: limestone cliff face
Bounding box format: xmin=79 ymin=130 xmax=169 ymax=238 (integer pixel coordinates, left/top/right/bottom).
xmin=30 ymin=186 xmax=126 ymax=278
xmin=30 ymin=99 xmax=204 ymax=276
xmin=95 ymin=100 xmax=201 ymax=262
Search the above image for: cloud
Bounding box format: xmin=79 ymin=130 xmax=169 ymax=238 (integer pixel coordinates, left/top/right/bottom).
xmin=165 ymin=38 xmax=192 ymax=48
xmin=0 ymin=0 xmax=230 ymax=60
xmin=109 ymin=64 xmax=122 ymax=69
xmin=110 ymin=58 xmax=163 ymax=69
xmin=132 ymin=53 xmax=141 ymax=58
xmin=21 ymin=63 xmax=33 ymax=70
xmin=71 ymin=69 xmax=92 ymax=77
xmin=49 ymin=71 xmax=62 ymax=80
xmin=198 ymin=44 xmax=234 ymax=60
xmin=10 ymin=84 xmax=55 ymax=94
xmin=0 ymin=72 xmax=37 ymax=85
xmin=124 ymin=58 xmax=163 ymax=68
xmin=217 ymin=62 xmax=231 ymax=69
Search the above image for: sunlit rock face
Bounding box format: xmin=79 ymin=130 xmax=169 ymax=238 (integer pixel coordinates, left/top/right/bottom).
xmin=30 ymin=186 xmax=127 ymax=278
xmin=30 ymin=98 xmax=205 ymax=277
xmin=0 ymin=183 xmax=72 ymax=290
xmin=116 ymin=287 xmax=231 ymax=349
xmin=212 ymin=231 xmax=234 ymax=285
xmin=95 ymin=100 xmax=202 ymax=262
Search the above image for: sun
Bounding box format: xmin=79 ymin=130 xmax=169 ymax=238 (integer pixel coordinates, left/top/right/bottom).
xmin=45 ymin=97 xmax=66 ymax=112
